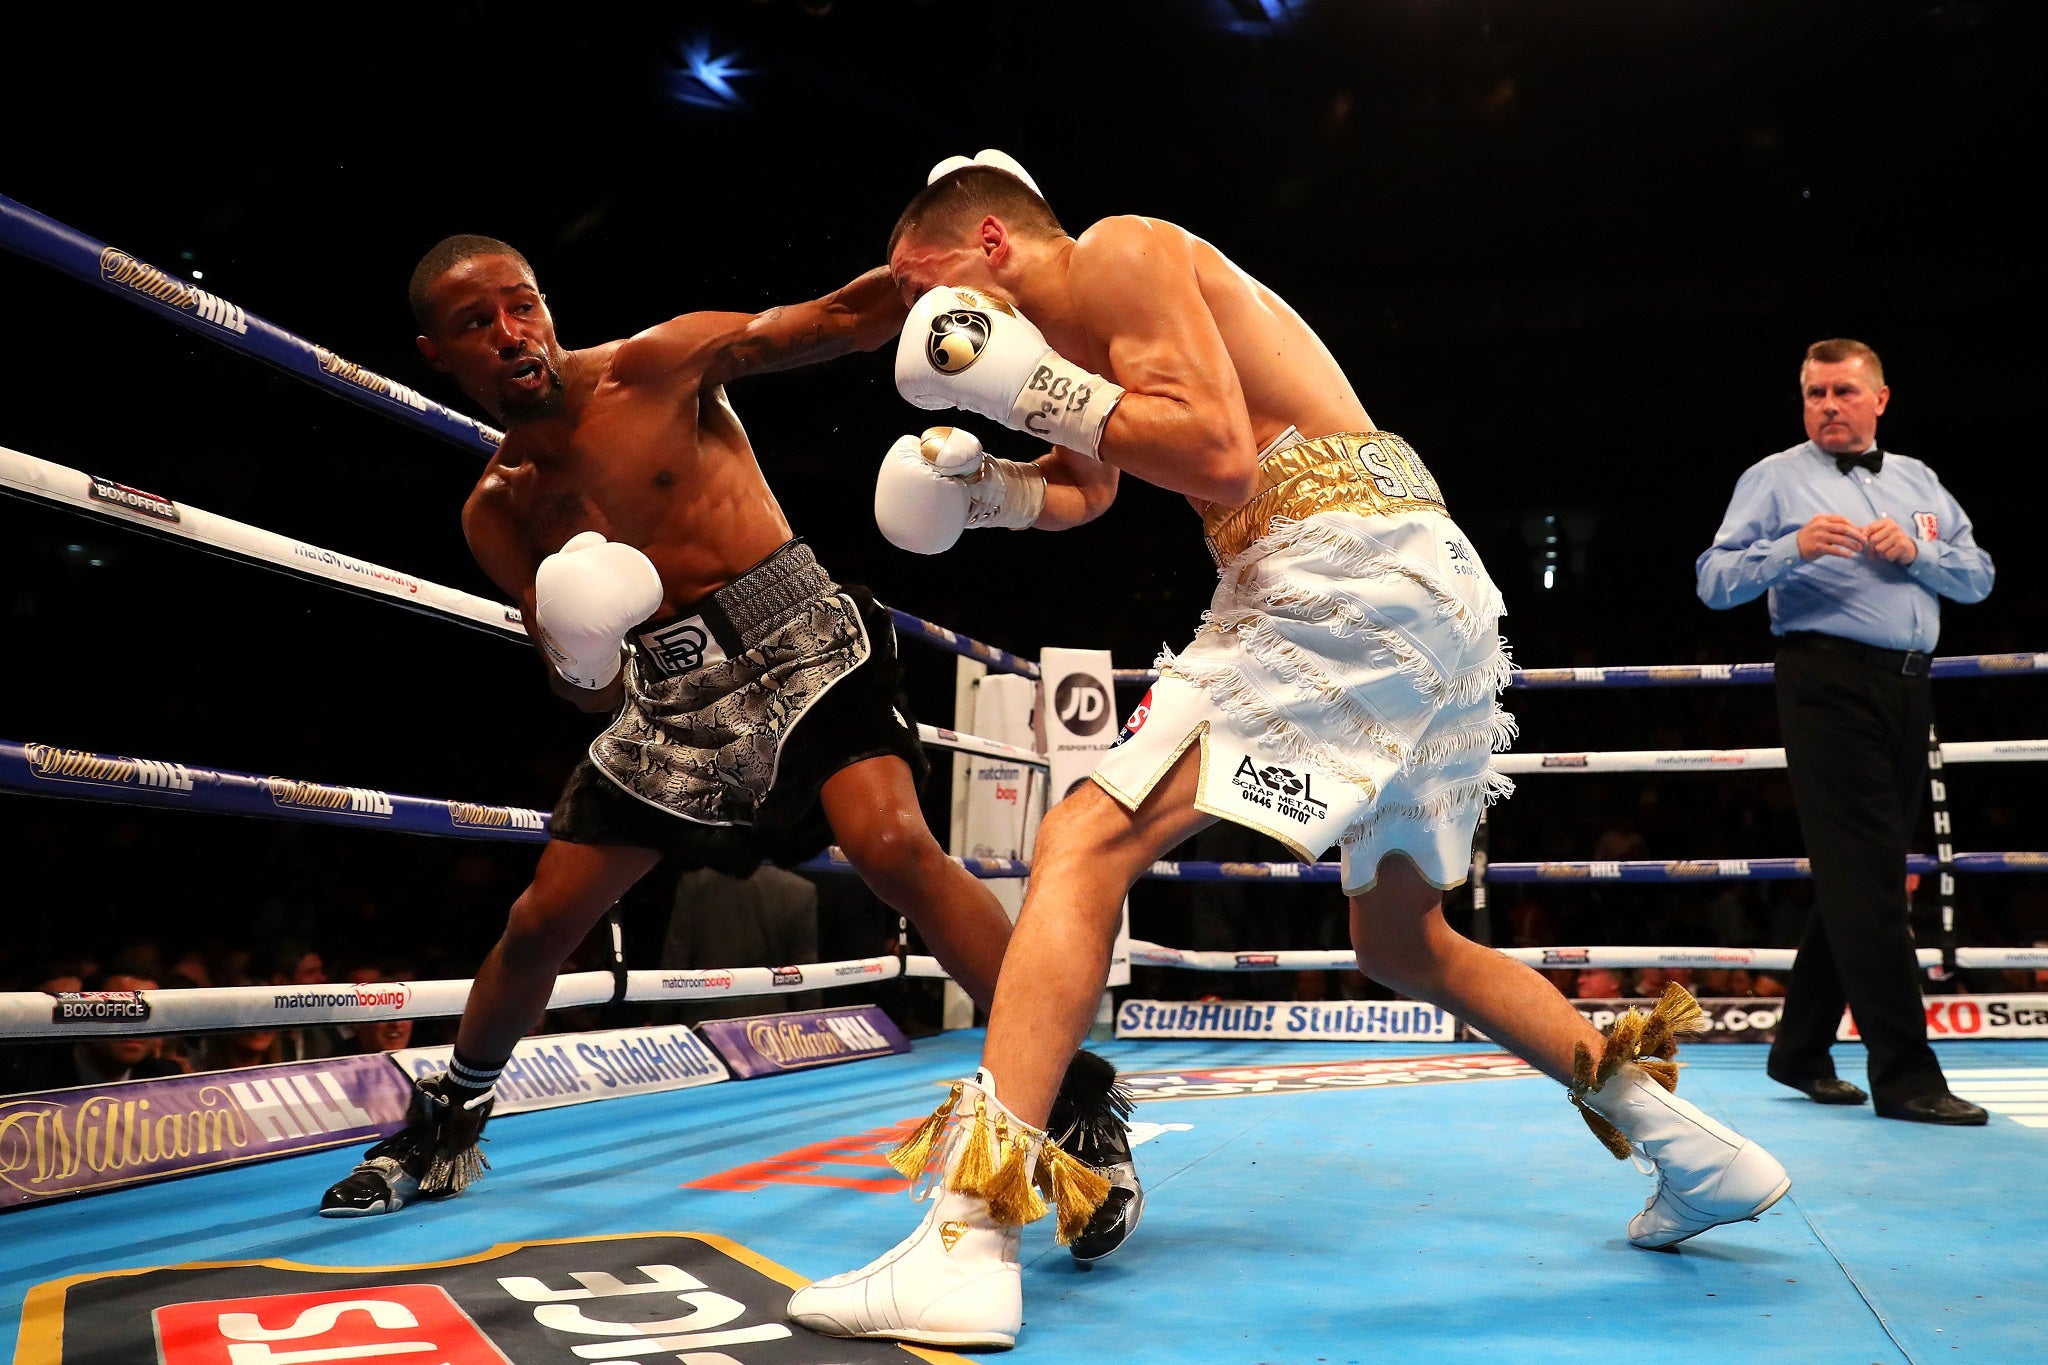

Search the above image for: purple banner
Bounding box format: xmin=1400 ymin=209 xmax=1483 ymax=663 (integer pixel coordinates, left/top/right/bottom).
xmin=696 ymin=1005 xmax=910 ymax=1079
xmin=0 ymin=1054 xmax=412 ymax=1210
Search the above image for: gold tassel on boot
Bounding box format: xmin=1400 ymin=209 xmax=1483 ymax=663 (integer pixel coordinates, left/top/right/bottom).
xmin=1568 ymin=982 xmax=1711 ymax=1160
xmin=886 ymin=1081 xmax=964 ymax=1180
xmin=949 ymin=1096 xmax=1000 ymax=1197
xmin=984 ymin=1123 xmax=1050 ymax=1225
xmin=1040 ymin=1141 xmax=1113 ymax=1245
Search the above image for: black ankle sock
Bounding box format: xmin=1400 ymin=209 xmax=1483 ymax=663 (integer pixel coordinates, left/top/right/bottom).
xmin=445 ymin=1049 xmax=506 ymax=1102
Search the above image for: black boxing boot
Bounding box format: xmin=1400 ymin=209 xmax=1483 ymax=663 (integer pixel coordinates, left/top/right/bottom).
xmin=319 ymin=1074 xmax=494 ymax=1217
xmin=1047 ymin=1049 xmax=1143 ymax=1265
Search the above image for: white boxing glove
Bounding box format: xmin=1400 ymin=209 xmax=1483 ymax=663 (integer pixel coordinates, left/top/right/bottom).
xmin=926 ymin=148 xmax=1043 ymax=197
xmin=895 ymin=286 xmax=1125 ymax=459
xmin=533 ymin=531 xmax=664 ymax=689
xmin=875 ymin=427 xmax=1048 ymax=555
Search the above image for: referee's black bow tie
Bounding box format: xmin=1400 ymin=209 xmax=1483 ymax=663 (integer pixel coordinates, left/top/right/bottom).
xmin=1836 ymin=449 xmax=1883 ymax=475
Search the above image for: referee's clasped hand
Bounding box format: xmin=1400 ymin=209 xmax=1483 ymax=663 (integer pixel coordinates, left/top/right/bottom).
xmin=1797 ymin=513 xmax=1866 ymax=560
xmin=1863 ymin=515 xmax=1919 ymax=565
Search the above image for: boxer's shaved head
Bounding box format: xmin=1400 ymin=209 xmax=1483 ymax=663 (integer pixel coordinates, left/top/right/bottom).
xmin=889 ymin=166 xmax=1064 ymax=257
xmin=409 ymin=234 xmax=533 ymax=330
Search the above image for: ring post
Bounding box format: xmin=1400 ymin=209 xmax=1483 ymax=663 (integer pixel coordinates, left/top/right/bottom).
xmin=1470 ymin=807 xmax=1493 ymax=945
xmin=1927 ymin=721 xmax=1960 ymax=977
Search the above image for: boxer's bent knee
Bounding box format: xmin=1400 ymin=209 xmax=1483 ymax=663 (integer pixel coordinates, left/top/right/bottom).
xmin=1348 ymin=858 xmax=1454 ymax=991
xmin=499 ymin=884 xmax=611 ymax=970
xmin=836 ymin=804 xmax=947 ymax=902
xmin=1033 ymin=781 xmax=1125 ymax=860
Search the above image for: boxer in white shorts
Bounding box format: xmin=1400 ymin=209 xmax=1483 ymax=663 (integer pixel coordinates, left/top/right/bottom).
xmin=787 ymin=153 xmax=1790 ymax=1351
xmin=1094 ymin=424 xmax=1512 ymax=892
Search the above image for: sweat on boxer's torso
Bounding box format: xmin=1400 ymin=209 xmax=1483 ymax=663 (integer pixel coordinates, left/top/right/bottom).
xmin=467 ymin=344 xmax=796 ymax=614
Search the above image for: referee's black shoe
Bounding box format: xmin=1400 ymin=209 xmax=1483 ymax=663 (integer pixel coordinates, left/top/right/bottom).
xmin=1876 ymin=1092 xmax=1988 ymax=1125
xmin=1767 ymin=1071 xmax=1868 ymax=1105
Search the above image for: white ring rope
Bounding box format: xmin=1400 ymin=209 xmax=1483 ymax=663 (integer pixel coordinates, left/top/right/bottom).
xmin=0 ymin=955 xmax=946 ymax=1041
xmin=7 ymin=440 xmax=2041 ymax=783
xmin=1129 ymin=944 xmax=2048 ymax=973
xmin=0 ymin=442 xmax=519 ymax=637
xmin=0 ymin=442 xmax=1045 ymax=771
xmin=1494 ymin=740 xmax=2048 ymax=774
xmin=11 ymin=942 xmax=2045 ymax=1043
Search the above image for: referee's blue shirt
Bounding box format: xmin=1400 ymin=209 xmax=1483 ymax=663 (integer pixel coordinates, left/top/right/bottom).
xmin=1695 ymin=441 xmax=1994 ymax=652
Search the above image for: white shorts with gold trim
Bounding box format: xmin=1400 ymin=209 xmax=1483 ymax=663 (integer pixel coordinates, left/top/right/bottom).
xmin=1091 ymin=507 xmax=1516 ymax=895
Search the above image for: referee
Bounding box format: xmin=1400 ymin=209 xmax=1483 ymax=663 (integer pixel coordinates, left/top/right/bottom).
xmin=1696 ymin=338 xmax=1994 ymax=1125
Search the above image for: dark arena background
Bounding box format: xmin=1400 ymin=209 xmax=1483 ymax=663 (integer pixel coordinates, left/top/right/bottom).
xmin=1 ymin=5 xmax=2042 ymax=1363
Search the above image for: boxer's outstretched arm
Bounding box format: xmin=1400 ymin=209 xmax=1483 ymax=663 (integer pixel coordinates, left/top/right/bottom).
xmin=1032 ymin=444 xmax=1121 ymax=530
xmin=612 ymin=267 xmax=907 ymax=387
xmin=1068 ymin=218 xmax=1259 ymax=505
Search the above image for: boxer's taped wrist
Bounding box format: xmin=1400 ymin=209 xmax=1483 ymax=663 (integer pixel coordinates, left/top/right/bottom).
xmin=1004 ymin=350 xmax=1124 ymax=459
xmin=976 ymin=457 xmax=1047 ymax=531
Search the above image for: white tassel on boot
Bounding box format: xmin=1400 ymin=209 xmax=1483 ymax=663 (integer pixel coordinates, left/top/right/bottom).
xmin=1569 ymin=984 xmax=1791 ymax=1250
xmin=788 ymin=1067 xmax=1105 ymax=1349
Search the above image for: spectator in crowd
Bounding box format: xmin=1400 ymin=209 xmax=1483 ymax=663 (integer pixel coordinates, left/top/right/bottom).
xmin=252 ymin=940 xmax=344 ymax=1061
xmin=1572 ymin=967 xmax=1623 ymax=999
xmin=355 ymin=1017 xmax=415 ymax=1054
xmin=168 ymin=948 xmax=214 ymax=989
xmin=197 ymin=1028 xmax=284 ymax=1072
xmin=6 ymin=973 xmax=185 ymax=1091
xmin=36 ymin=958 xmax=88 ymax=995
xmin=1698 ymin=337 xmax=1994 ymax=1124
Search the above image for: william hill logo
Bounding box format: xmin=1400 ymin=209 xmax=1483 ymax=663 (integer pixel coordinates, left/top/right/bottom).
xmin=266 ymin=778 xmax=393 ymax=819
xmin=448 ymin=801 xmax=545 ymax=831
xmin=23 ymin=744 xmax=193 ymax=794
xmin=743 ymin=1014 xmax=892 ymax=1070
xmin=97 ymin=247 xmax=247 ymax=334
xmin=313 ymin=346 xmax=430 ymax=411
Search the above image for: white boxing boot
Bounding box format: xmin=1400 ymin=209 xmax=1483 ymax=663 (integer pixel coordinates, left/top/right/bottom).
xmin=1583 ymin=1062 xmax=1792 ymax=1249
xmin=788 ymin=1069 xmax=1107 ymax=1350
xmin=1570 ymin=984 xmax=1791 ymax=1250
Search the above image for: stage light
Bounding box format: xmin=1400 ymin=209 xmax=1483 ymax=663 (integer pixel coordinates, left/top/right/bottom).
xmin=671 ymin=39 xmax=750 ymax=110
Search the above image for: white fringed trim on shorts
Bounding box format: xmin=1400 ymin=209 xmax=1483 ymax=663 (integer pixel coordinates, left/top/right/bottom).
xmin=1214 ymin=517 xmax=1513 ymax=709
xmin=1226 ymin=516 xmax=1507 ymax=639
xmin=1346 ymin=768 xmax=1517 ymax=843
xmin=1160 ymin=509 xmax=1522 ymax=846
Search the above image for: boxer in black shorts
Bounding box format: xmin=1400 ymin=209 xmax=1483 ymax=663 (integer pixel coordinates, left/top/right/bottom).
xmin=315 ymin=236 xmax=1138 ymax=1257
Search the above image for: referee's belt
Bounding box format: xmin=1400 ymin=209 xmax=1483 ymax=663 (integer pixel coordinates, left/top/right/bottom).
xmin=1780 ymin=630 xmax=1930 ymax=678
xmin=1198 ymin=428 xmax=1447 ymax=566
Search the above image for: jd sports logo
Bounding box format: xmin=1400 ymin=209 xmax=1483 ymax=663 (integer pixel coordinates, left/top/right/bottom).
xmin=24 ymin=1233 xmax=942 ymax=1364
xmin=1053 ymin=672 xmax=1110 ymax=736
xmin=926 ymin=308 xmax=991 ymax=374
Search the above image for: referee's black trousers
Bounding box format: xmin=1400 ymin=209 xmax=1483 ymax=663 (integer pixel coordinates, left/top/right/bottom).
xmin=1769 ymin=635 xmax=1947 ymax=1107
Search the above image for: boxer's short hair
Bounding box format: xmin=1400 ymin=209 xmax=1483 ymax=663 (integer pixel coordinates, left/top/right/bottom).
xmin=1801 ymin=337 xmax=1884 ymax=388
xmin=889 ymin=165 xmax=1063 ymax=257
xmin=409 ymin=234 xmax=532 ymax=330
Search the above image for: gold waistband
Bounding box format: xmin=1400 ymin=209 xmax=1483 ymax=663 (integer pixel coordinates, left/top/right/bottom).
xmin=1199 ymin=430 xmax=1447 ymax=565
